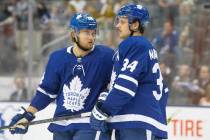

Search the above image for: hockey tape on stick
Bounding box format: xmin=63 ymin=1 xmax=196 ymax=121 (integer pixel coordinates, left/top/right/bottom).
xmin=0 ymin=112 xmax=91 ymax=130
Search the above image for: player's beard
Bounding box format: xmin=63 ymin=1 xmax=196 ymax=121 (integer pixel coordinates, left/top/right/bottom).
xmin=76 ymin=38 xmax=93 ymax=52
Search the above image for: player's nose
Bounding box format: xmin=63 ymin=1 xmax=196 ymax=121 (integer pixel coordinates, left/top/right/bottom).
xmin=88 ymin=35 xmax=95 ymax=41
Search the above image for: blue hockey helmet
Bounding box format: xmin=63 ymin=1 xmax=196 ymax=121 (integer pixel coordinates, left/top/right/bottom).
xmin=116 ymin=3 xmax=150 ymax=27
xmin=69 ymin=13 xmax=97 ymax=31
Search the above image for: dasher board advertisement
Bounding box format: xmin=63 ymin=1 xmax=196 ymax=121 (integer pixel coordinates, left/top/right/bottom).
xmin=0 ymin=102 xmax=210 ymax=140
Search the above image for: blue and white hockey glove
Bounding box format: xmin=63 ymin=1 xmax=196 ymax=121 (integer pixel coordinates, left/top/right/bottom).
xmin=90 ymin=102 xmax=109 ymax=132
xmin=9 ymin=107 xmax=35 ymax=134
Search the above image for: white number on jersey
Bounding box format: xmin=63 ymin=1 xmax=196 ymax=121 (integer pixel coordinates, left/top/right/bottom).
xmin=152 ymin=63 xmax=163 ymax=101
xmin=121 ymin=58 xmax=138 ymax=72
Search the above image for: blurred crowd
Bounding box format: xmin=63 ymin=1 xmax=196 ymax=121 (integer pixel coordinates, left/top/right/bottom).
xmin=0 ymin=0 xmax=210 ymax=106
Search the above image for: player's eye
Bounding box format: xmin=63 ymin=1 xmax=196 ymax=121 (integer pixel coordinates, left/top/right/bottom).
xmin=80 ymin=30 xmax=96 ymax=37
xmin=114 ymin=16 xmax=128 ymax=26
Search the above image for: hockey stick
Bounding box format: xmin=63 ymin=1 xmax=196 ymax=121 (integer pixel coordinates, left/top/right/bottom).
xmin=167 ymin=109 xmax=182 ymax=124
xmin=0 ymin=112 xmax=91 ymax=131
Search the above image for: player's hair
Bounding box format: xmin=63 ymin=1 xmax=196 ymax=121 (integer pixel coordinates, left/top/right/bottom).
xmin=69 ymin=30 xmax=77 ymax=43
xmin=132 ymin=19 xmax=145 ymax=34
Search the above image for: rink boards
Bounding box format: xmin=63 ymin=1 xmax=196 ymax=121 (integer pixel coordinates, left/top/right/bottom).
xmin=0 ymin=102 xmax=210 ymax=140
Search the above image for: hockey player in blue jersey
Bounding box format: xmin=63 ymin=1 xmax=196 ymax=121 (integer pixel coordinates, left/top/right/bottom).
xmin=90 ymin=3 xmax=169 ymax=140
xmin=8 ymin=13 xmax=114 ymax=140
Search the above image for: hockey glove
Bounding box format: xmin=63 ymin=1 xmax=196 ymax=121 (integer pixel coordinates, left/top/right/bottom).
xmin=90 ymin=102 xmax=108 ymax=132
xmin=9 ymin=107 xmax=35 ymax=134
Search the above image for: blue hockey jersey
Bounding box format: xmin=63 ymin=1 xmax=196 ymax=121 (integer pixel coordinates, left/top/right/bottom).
xmin=30 ymin=45 xmax=114 ymax=132
xmin=101 ymin=36 xmax=169 ymax=138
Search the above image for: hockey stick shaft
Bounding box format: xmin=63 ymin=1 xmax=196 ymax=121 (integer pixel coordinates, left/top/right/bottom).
xmin=167 ymin=109 xmax=181 ymax=124
xmin=0 ymin=112 xmax=91 ymax=130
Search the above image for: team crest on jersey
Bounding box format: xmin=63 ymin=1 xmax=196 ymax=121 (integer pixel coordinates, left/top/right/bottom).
xmin=109 ymin=69 xmax=117 ymax=92
xmin=63 ymin=76 xmax=90 ymax=112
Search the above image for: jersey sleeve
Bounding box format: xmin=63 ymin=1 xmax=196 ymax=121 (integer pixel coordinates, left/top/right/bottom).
xmin=30 ymin=52 xmax=61 ymax=111
xmin=101 ymin=39 xmax=149 ymax=116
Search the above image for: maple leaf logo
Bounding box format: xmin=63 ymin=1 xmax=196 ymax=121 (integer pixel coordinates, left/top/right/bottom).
xmin=63 ymin=76 xmax=90 ymax=112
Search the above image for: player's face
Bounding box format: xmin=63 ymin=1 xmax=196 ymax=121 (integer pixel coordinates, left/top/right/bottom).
xmin=78 ymin=29 xmax=96 ymax=49
xmin=115 ymin=17 xmax=131 ymax=39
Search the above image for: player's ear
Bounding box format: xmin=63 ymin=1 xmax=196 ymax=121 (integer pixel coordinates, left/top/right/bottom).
xmin=130 ymin=21 xmax=140 ymax=32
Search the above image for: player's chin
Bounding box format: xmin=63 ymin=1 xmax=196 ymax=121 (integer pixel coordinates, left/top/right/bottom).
xmin=86 ymin=44 xmax=94 ymax=49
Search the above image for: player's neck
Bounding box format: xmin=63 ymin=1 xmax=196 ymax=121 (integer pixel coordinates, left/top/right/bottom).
xmin=73 ymin=45 xmax=91 ymax=57
xmin=132 ymin=32 xmax=143 ymax=36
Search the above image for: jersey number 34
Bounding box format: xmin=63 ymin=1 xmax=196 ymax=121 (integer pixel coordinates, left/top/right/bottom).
xmin=121 ymin=58 xmax=138 ymax=72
